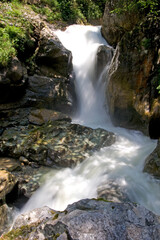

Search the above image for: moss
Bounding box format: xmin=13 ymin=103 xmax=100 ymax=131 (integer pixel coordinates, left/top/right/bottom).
xmin=52 ymin=213 xmax=59 ymax=220
xmin=92 ymin=198 xmax=112 ymax=203
xmin=2 ymin=223 xmax=38 ymax=240
xmin=0 ymin=0 xmax=35 ymax=67
xmin=53 ymin=233 xmax=60 ymax=239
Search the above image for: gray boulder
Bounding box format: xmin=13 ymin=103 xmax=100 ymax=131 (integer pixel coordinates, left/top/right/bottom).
xmin=4 ymin=199 xmax=160 ymax=240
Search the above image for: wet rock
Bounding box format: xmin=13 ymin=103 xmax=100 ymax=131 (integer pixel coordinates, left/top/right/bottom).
xmin=101 ymin=1 xmax=160 ymax=135
xmin=0 ymin=157 xmax=21 ymax=172
xmin=4 ymin=199 xmax=160 ymax=240
xmin=143 ymin=140 xmax=160 ymax=178
xmin=96 ymin=45 xmax=113 ymax=80
xmin=29 ymin=108 xmax=71 ymax=125
xmin=97 ymin=180 xmax=129 ymax=203
xmin=36 ymin=36 xmax=72 ymax=78
xmin=0 ymin=107 xmax=30 ymax=128
xmin=105 ymin=16 xmax=160 ymax=134
xmin=23 ymin=75 xmax=73 ymax=114
xmin=0 ymin=204 xmax=13 ymax=236
xmin=0 ymin=121 xmax=116 ymax=168
xmin=19 ymin=156 xmax=30 ymax=165
xmin=0 ymin=170 xmax=18 ymax=202
xmin=12 ymin=165 xmax=50 ymax=198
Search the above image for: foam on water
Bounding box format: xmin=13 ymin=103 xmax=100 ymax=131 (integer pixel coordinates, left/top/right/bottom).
xmin=22 ymin=25 xmax=159 ymax=215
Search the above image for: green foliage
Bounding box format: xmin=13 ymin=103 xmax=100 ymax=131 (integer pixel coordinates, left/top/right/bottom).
xmin=110 ymin=0 xmax=160 ymax=17
xmin=0 ymin=0 xmax=34 ymax=67
xmin=31 ymin=0 xmax=106 ymax=23
xmin=141 ymin=38 xmax=151 ymax=49
xmin=0 ymin=29 xmax=16 ymax=67
xmin=0 ymin=0 xmax=106 ymax=66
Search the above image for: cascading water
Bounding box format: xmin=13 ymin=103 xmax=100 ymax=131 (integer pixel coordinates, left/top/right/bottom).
xmin=22 ymin=25 xmax=160 ymax=215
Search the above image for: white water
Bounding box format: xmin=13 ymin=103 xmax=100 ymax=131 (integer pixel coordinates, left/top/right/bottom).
xmin=22 ymin=25 xmax=160 ymax=215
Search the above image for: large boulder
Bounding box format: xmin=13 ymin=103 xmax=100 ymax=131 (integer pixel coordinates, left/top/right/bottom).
xmin=3 ymin=199 xmax=160 ymax=239
xmin=36 ymin=36 xmax=72 ymax=78
xmin=0 ymin=120 xmax=116 ymax=168
xmin=22 ymin=75 xmax=73 ymax=113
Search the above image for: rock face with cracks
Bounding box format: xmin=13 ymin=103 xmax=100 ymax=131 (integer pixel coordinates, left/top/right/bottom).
xmin=0 ymin=120 xmax=116 ymax=168
xmin=102 ymin=0 xmax=160 ymax=137
xmin=3 ymin=199 xmax=160 ymax=240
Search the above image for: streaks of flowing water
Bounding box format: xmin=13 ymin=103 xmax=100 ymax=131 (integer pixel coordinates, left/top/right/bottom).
xmin=22 ymin=25 xmax=159 ymax=215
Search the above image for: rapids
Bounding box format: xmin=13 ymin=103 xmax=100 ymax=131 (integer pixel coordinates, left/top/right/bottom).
xmin=22 ymin=25 xmax=160 ymax=215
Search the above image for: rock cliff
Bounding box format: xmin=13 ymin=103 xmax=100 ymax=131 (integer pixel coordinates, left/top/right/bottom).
xmin=102 ymin=0 xmax=160 ymax=137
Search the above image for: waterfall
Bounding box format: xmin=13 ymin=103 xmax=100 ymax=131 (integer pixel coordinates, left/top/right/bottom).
xmin=21 ymin=25 xmax=160 ymax=215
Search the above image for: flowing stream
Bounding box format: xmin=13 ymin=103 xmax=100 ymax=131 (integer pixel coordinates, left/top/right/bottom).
xmin=22 ymin=25 xmax=160 ymax=215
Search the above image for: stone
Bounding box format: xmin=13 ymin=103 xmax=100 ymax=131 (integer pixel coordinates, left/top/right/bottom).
xmin=11 ymin=165 xmax=50 ymax=198
xmin=0 ymin=157 xmax=21 ymax=172
xmin=0 ymin=121 xmax=116 ymax=168
xmin=0 ymin=170 xmax=18 ymax=202
xmin=23 ymin=75 xmax=73 ymax=114
xmin=6 ymin=57 xmax=25 ymax=83
xmin=0 ymin=204 xmax=13 ymax=236
xmin=105 ymin=16 xmax=160 ymax=134
xmin=97 ymin=180 xmax=129 ymax=203
xmin=36 ymin=34 xmax=72 ymax=78
xmin=143 ymin=139 xmax=160 ymax=178
xmin=3 ymin=199 xmax=160 ymax=240
xmin=19 ymin=156 xmax=30 ymax=165
xmin=29 ymin=108 xmax=71 ymax=125
xmin=101 ymin=0 xmax=145 ymax=47
xmin=96 ymin=45 xmax=113 ymax=80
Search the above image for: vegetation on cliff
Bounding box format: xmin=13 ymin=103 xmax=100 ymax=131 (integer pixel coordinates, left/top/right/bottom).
xmin=109 ymin=0 xmax=160 ymax=16
xmin=0 ymin=0 xmax=106 ymax=68
xmin=30 ymin=0 xmax=106 ymax=23
xmin=0 ymin=0 xmax=36 ymax=67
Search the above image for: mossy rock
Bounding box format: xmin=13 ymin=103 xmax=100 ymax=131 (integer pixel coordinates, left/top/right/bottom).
xmin=0 ymin=120 xmax=116 ymax=168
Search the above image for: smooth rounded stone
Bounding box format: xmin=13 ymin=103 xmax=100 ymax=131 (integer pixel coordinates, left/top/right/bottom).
xmin=0 ymin=121 xmax=116 ymax=168
xmin=143 ymin=139 xmax=160 ymax=178
xmin=4 ymin=199 xmax=160 ymax=240
xmin=0 ymin=169 xmax=18 ymax=202
xmin=29 ymin=108 xmax=71 ymax=125
xmin=0 ymin=157 xmax=21 ymax=172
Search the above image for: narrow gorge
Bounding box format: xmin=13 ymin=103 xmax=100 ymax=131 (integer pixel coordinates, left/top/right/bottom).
xmin=0 ymin=0 xmax=160 ymax=239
